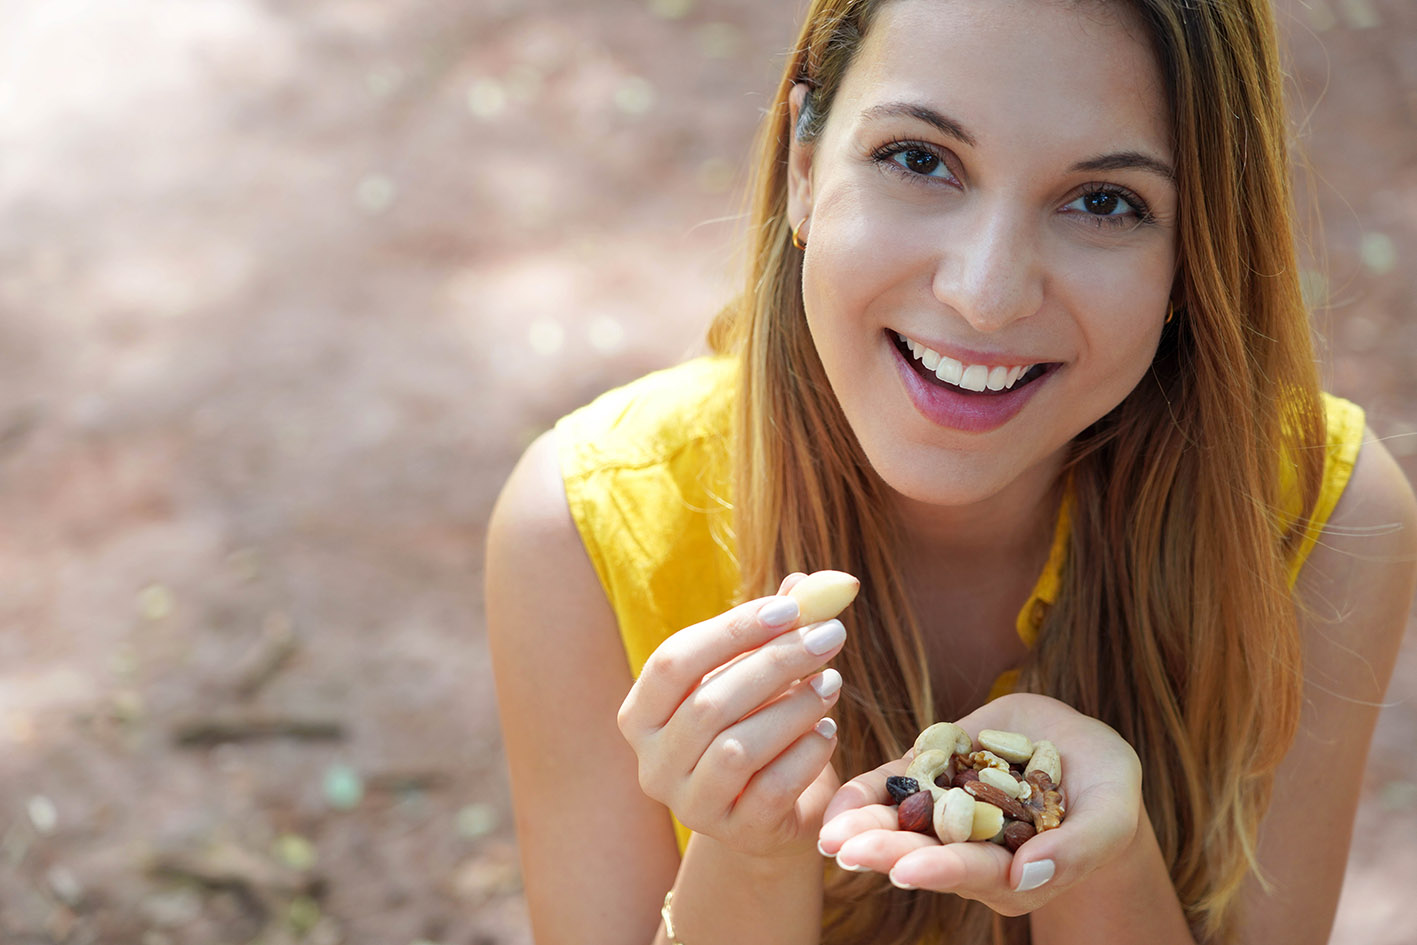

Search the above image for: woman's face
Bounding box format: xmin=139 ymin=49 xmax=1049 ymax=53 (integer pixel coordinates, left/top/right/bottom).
xmin=787 ymin=0 xmax=1178 ymax=510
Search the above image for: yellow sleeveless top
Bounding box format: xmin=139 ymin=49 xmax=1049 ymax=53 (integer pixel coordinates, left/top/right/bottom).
xmin=556 ymin=355 xmax=1365 ymax=852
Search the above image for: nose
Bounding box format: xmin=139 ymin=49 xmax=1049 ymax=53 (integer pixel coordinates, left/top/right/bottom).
xmin=931 ymin=198 xmax=1043 ymax=332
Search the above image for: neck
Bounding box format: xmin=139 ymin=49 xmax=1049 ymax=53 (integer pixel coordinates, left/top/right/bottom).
xmin=890 ymin=454 xmax=1067 ymax=568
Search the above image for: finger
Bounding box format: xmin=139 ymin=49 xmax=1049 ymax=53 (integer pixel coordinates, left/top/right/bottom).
xmin=619 ymin=593 xmax=804 ymax=735
xmin=821 ymin=757 xmax=908 ymax=824
xmin=885 ymin=840 xmax=1014 ymax=897
xmin=662 ymin=618 xmax=847 ymax=761
xmin=817 ymin=802 xmax=900 ymax=856
xmin=777 ymin=572 xmax=809 ymax=595
xmin=728 ymin=711 xmax=840 ymax=836
xmin=682 ymin=669 xmax=842 ymax=814
xmin=999 ymin=781 xmax=1138 ymax=894
xmin=832 ymin=826 xmax=941 ymax=876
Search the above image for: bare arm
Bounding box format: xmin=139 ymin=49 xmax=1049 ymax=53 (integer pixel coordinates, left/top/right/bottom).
xmin=486 ymin=431 xmax=680 ymax=944
xmin=486 ymin=431 xmax=840 ymax=945
xmin=1237 ymin=432 xmax=1417 ymax=941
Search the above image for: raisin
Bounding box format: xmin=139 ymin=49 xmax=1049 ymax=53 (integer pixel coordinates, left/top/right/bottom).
xmin=886 ymin=776 xmax=920 ymax=805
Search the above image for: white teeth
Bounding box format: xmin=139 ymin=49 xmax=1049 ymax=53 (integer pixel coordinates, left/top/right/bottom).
xmin=960 ymin=364 xmax=989 ymax=392
xmin=900 ymin=333 xmax=1034 ymax=392
xmin=936 ymin=356 xmax=964 ymax=385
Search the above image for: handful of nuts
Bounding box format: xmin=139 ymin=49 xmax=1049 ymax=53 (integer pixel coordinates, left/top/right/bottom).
xmin=888 ymin=723 xmax=1066 ymax=852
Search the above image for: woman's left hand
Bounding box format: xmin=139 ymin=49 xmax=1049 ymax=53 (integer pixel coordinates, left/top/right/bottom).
xmin=817 ymin=693 xmax=1142 ymax=916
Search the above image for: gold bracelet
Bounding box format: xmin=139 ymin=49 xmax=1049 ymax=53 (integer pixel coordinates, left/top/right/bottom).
xmin=661 ymin=889 xmax=685 ymax=945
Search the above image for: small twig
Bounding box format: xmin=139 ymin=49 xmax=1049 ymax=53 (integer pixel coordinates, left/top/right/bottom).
xmin=171 ymin=714 xmax=345 ymax=747
xmin=228 ymin=613 xmax=301 ymax=699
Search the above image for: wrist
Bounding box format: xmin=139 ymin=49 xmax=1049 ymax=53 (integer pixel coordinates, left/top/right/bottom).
xmin=664 ymin=833 xmax=825 ymax=945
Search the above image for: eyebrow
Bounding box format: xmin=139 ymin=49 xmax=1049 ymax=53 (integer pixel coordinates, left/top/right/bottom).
xmin=861 ymin=102 xmax=978 ymax=147
xmin=1071 ymin=151 xmax=1175 ymax=181
xmin=860 ymin=101 xmax=1175 ymax=181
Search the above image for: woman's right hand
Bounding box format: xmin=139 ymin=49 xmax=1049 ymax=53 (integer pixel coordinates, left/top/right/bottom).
xmin=616 ymin=573 xmax=849 ymax=860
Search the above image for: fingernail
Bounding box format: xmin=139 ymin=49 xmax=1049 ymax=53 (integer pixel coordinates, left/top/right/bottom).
xmin=801 ymin=618 xmax=846 ymax=655
xmin=835 ymin=856 xmax=870 ymax=872
xmin=814 ymin=717 xmax=837 ymax=739
xmin=1015 ymin=858 xmax=1055 ymax=892
xmin=757 ymin=596 xmax=799 ymax=628
xmin=817 ymin=839 xmax=830 ymax=857
xmin=888 ymin=871 xmax=917 ymax=890
xmin=810 ymin=668 xmax=842 ymax=698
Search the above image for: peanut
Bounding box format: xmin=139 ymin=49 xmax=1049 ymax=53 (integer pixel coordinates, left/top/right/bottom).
xmin=1024 ymin=739 xmax=1062 ymax=786
xmin=978 ymin=729 xmax=1034 ymax=765
xmin=978 ymin=766 xmax=1023 ymax=798
xmin=787 ymin=570 xmax=860 ymax=625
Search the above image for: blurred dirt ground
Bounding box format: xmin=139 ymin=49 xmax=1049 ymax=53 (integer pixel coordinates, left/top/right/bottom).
xmin=0 ymin=1 xmax=1413 ymax=943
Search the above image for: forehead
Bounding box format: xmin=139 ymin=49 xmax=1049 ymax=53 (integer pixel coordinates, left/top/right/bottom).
xmin=831 ymin=0 xmax=1170 ymax=158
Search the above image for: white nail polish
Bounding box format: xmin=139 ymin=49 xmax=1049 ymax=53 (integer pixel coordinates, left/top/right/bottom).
xmin=835 ymin=856 xmax=871 ymax=872
xmin=888 ymin=871 xmax=917 ymax=890
xmin=801 ymin=619 xmax=846 ymax=655
xmin=811 ymin=668 xmax=842 ymax=698
xmin=814 ymin=717 xmax=837 ymax=739
xmin=1015 ymin=858 xmax=1055 ymax=892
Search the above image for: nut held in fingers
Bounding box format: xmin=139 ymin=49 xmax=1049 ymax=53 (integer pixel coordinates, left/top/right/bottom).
xmin=787 ymin=570 xmax=861 ymax=626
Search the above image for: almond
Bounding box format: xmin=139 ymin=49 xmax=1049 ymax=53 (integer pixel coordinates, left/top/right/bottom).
xmin=897 ymin=790 xmax=935 ymax=834
xmin=963 ymin=780 xmax=1031 ymax=823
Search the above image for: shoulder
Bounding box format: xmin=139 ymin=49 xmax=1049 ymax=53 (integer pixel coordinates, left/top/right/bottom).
xmin=1297 ymin=427 xmax=1417 ymax=638
xmin=556 ymin=355 xmax=737 ymax=472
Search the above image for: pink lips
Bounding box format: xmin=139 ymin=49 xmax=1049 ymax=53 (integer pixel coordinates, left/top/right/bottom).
xmin=891 ymin=335 xmax=1051 ymax=433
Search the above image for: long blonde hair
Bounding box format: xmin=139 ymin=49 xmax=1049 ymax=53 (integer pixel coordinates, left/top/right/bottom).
xmin=707 ymin=0 xmax=1326 ymax=941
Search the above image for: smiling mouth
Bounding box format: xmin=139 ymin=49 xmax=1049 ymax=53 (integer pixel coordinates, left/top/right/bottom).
xmin=892 ymin=331 xmax=1054 ymax=393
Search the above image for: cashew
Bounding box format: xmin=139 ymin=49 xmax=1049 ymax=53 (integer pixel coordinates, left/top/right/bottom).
xmin=914 ymin=721 xmax=972 ymax=759
xmin=933 ymin=787 xmax=976 ymax=844
xmin=978 ymin=729 xmax=1034 ymax=765
xmin=905 ymin=749 xmax=953 ymax=801
xmin=787 ymin=570 xmax=861 ymax=625
xmin=1024 ymin=740 xmax=1062 ymax=786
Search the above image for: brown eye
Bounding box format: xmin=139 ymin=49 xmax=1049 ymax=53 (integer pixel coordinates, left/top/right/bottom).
xmin=902 ymin=149 xmax=940 ymax=175
xmin=1082 ymin=192 xmax=1120 ymax=215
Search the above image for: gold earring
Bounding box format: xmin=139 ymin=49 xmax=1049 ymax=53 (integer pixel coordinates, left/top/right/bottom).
xmin=1166 ymin=301 xmax=1176 ymax=324
xmin=791 ymin=217 xmax=809 ymax=250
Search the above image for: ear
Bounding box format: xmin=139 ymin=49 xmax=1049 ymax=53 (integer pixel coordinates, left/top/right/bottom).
xmin=786 ymin=83 xmax=816 ymax=231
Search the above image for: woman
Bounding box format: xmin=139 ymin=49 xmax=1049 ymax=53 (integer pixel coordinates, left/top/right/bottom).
xmin=486 ymin=0 xmax=1417 ymax=942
